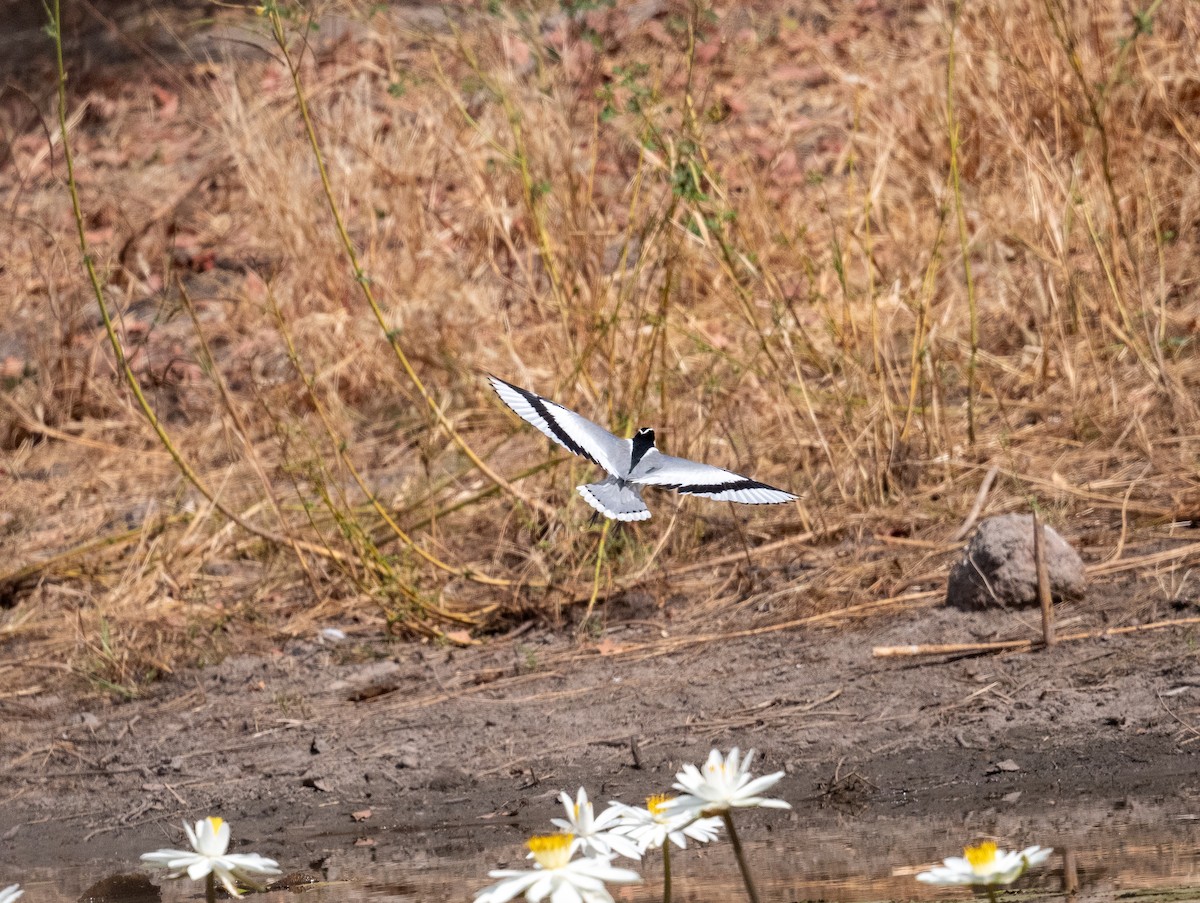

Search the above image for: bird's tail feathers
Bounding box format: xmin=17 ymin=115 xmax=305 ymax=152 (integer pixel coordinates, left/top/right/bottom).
xmin=577 ymin=478 xmax=651 ymax=522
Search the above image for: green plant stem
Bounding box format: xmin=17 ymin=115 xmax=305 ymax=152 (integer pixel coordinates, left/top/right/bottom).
xmin=661 ymin=839 xmax=672 ymax=903
xmin=47 ymin=0 xmax=344 ymax=568
xmin=582 ymin=519 xmax=612 ymax=628
xmin=946 ymin=0 xmax=978 ymax=445
xmin=205 ymin=873 xmax=216 ymax=903
xmin=722 ymin=812 xmax=761 ymax=903
xmin=986 ymin=886 xmax=998 ymax=903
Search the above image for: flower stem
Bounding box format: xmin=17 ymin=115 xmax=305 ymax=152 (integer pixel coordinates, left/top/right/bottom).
xmin=662 ymin=840 xmax=672 ymax=903
xmin=205 ymin=873 xmax=216 ymax=903
xmin=986 ymin=888 xmax=999 ymax=903
xmin=722 ymin=812 xmax=761 ymax=903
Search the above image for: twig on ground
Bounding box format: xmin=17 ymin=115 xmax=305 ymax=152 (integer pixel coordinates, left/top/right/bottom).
xmin=873 ymin=615 xmax=1200 ymax=658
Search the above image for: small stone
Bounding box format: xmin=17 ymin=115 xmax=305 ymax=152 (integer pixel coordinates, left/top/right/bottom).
xmin=988 ymin=758 xmax=1021 ymax=774
xmin=946 ymin=514 xmax=1085 ymax=610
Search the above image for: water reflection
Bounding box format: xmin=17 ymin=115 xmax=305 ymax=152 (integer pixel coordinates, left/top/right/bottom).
xmin=9 ymin=809 xmax=1200 ymax=901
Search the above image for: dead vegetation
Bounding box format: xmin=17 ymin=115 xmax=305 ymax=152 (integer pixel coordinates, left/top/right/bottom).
xmin=2 ymin=0 xmax=1199 ymax=695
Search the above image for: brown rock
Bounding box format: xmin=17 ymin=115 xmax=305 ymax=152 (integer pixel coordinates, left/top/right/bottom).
xmin=946 ymin=514 xmax=1085 ymax=610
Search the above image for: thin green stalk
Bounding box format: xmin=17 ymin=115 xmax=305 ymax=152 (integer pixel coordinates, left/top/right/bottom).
xmin=722 ymin=812 xmax=761 ymax=903
xmin=661 ymin=840 xmax=672 ymax=903
xmin=205 ymin=873 xmax=216 ymax=903
xmin=49 ymin=0 xmax=210 ymax=501
xmin=263 ymin=6 xmax=552 ymax=520
xmin=47 ymin=0 xmax=341 ymax=568
xmin=946 ymin=0 xmax=978 ymax=445
xmin=581 ymin=519 xmax=612 ymax=628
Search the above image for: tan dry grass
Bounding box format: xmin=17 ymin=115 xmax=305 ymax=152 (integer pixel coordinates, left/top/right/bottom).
xmin=2 ymin=0 xmax=1200 ymax=693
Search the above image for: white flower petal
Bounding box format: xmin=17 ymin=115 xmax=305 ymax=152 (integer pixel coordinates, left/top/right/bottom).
xmin=547 ymin=881 xmax=584 ymax=903
xmin=185 ymin=858 xmax=214 ymax=881
xmin=213 ymin=866 xmax=244 ymax=898
xmin=212 ymin=820 xmax=232 ymax=855
xmin=475 ymin=871 xmax=540 ymax=902
xmin=568 ymin=860 xmax=641 ymax=884
xmin=140 ymin=848 xmax=194 ymax=868
xmin=738 ymin=771 xmax=786 ymax=798
xmin=1022 ymin=845 xmax=1053 ymax=867
xmin=916 ymin=866 xmax=968 ymax=885
xmin=525 ymin=873 xmax=555 ymax=902
xmin=225 ymin=852 xmax=282 ymax=876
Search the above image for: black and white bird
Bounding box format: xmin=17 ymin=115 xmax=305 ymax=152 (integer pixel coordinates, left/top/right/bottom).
xmin=488 ymin=375 xmax=797 ymax=522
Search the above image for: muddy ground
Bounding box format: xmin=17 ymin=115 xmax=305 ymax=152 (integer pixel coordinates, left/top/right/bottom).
xmin=3 ymin=566 xmax=1199 ymax=890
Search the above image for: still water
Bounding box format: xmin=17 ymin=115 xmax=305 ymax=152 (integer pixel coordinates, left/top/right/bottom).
xmin=8 ymin=806 xmax=1200 ymax=902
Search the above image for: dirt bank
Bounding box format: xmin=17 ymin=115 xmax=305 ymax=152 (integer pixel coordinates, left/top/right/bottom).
xmin=4 ymin=568 xmax=1197 ymax=880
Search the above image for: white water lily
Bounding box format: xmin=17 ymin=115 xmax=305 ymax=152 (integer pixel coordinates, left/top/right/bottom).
xmin=0 ymin=884 xmax=23 ymax=903
xmin=916 ymin=841 xmax=1053 ymax=886
xmin=550 ymin=788 xmax=643 ymax=860
xmin=475 ymin=833 xmax=642 ymax=903
xmin=665 ymin=747 xmax=790 ymax=820
xmin=609 ymin=793 xmax=723 ymax=852
xmin=141 ymin=816 xmax=281 ymax=898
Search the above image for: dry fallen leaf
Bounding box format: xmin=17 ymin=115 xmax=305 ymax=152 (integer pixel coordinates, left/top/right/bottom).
xmin=595 ymin=638 xmax=623 ymax=656
xmin=152 ymin=85 xmax=179 ymax=120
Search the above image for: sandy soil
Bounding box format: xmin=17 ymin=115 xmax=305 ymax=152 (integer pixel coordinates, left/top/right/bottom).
xmin=4 ymin=567 xmax=1198 ymax=882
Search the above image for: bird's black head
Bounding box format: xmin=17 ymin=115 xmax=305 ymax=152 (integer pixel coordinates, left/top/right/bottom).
xmin=631 ymin=427 xmax=656 ymax=468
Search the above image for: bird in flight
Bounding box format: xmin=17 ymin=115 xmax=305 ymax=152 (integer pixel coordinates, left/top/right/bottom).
xmin=488 ymin=375 xmax=798 ymax=521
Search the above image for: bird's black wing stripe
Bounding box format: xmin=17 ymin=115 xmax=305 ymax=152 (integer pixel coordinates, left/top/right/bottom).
xmin=663 ymin=479 xmax=774 ymax=494
xmin=518 ymin=385 xmax=600 ymax=466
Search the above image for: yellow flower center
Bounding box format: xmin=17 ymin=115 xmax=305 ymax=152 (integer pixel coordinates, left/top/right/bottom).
xmin=528 ymin=834 xmax=573 ymax=870
xmin=646 ymin=794 xmax=673 ymax=816
xmin=206 ymin=816 xmax=225 ymax=834
xmin=964 ymin=841 xmax=998 ymax=872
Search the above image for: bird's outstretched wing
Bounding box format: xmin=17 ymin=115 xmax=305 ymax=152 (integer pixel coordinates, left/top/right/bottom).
xmin=488 ymin=375 xmax=630 ymax=477
xmin=631 ymin=451 xmax=797 ymax=505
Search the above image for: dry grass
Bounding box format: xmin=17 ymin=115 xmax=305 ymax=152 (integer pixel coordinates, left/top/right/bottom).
xmin=2 ymin=0 xmax=1199 ymax=694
